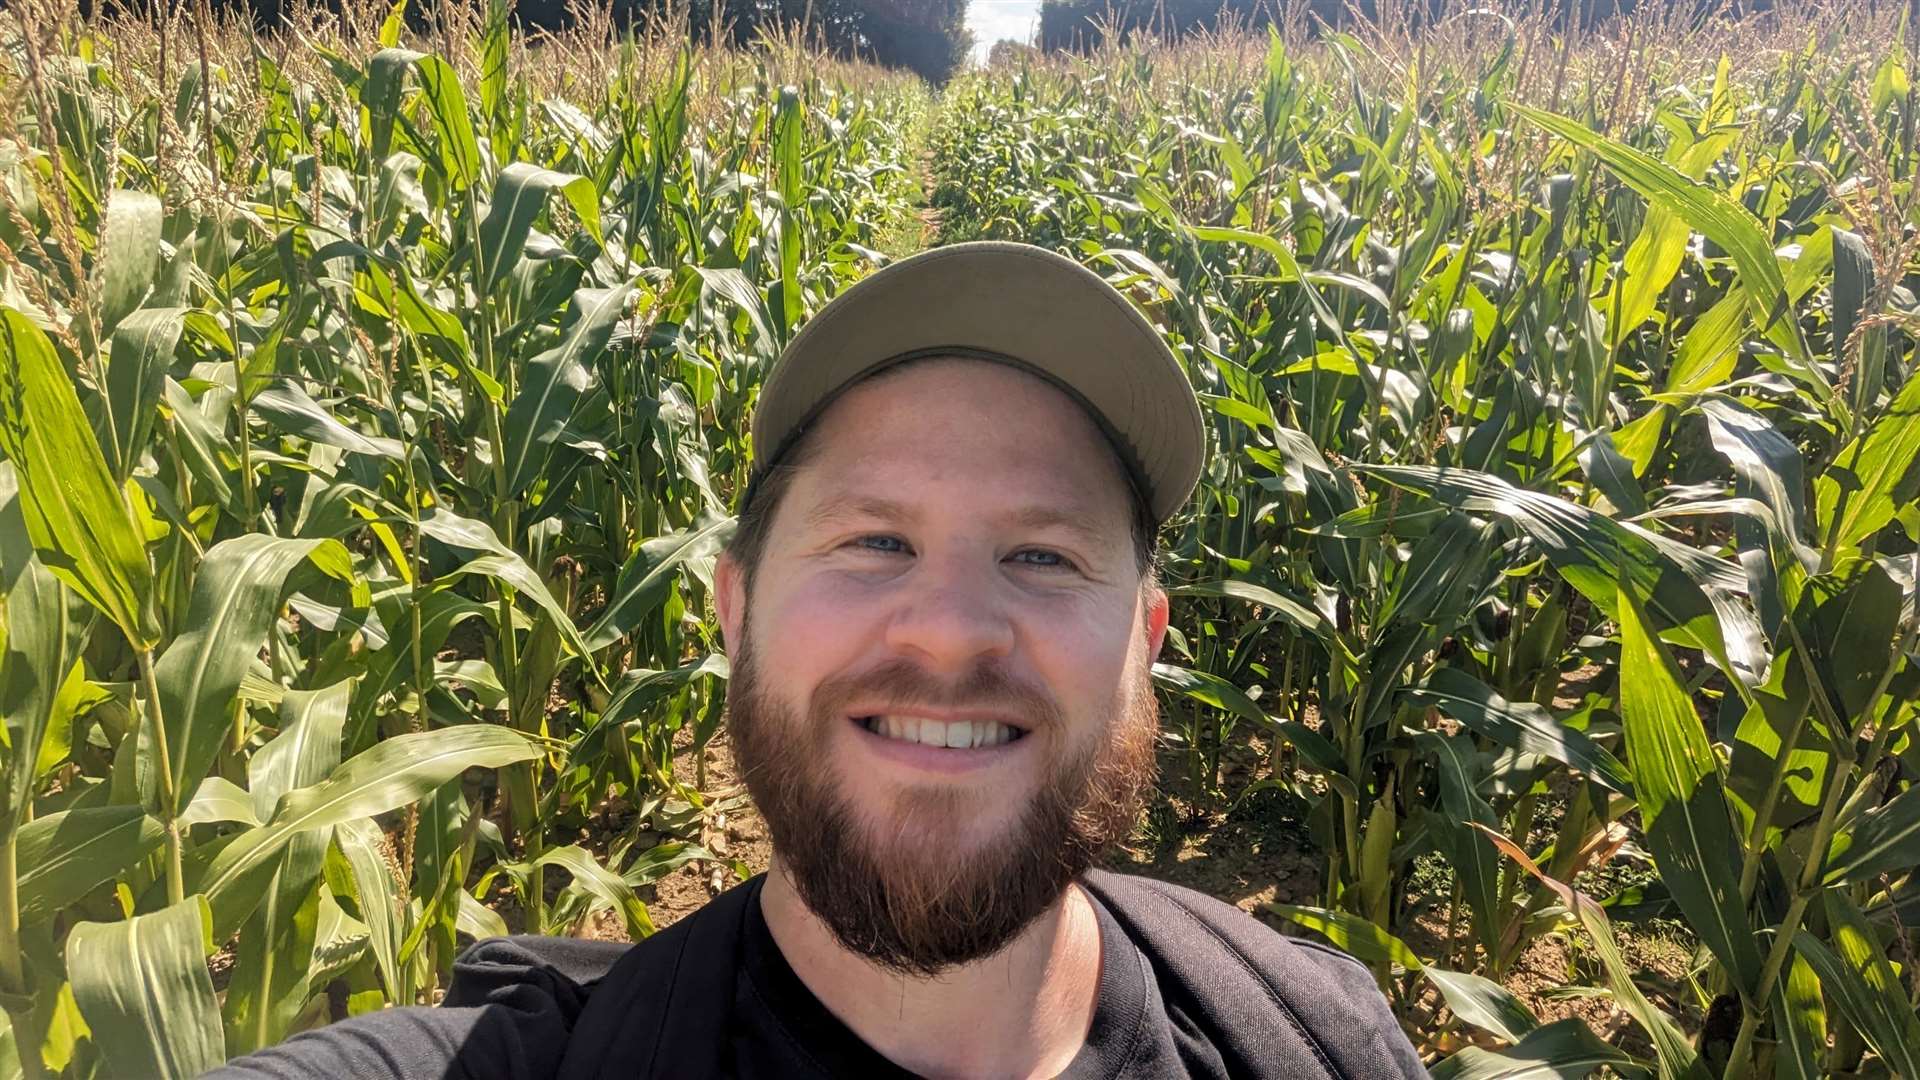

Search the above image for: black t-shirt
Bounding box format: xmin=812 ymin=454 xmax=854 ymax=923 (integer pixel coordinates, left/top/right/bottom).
xmin=211 ymin=872 xmax=1427 ymax=1079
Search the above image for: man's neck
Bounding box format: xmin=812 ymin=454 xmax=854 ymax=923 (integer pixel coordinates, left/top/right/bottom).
xmin=757 ymin=862 xmax=1104 ymax=1079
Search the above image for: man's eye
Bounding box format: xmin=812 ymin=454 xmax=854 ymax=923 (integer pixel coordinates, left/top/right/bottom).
xmin=853 ymin=535 xmax=909 ymax=555
xmin=1008 ymin=548 xmax=1069 ymax=569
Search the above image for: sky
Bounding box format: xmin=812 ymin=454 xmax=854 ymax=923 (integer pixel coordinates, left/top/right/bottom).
xmin=966 ymin=0 xmax=1042 ymax=63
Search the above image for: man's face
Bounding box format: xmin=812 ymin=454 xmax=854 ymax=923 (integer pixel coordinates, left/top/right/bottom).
xmin=716 ymin=357 xmax=1169 ymax=973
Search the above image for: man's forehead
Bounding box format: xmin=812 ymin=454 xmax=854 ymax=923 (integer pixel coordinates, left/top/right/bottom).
xmin=792 ymin=359 xmax=1136 ymax=508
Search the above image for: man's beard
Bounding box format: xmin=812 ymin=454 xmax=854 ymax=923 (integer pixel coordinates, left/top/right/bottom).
xmin=727 ymin=633 xmax=1159 ymax=977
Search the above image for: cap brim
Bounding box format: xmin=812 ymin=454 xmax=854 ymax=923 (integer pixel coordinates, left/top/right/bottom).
xmin=751 ymin=242 xmax=1204 ymax=524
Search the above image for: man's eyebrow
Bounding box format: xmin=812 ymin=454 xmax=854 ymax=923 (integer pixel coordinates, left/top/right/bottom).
xmin=802 ymin=496 xmax=1119 ymax=550
xmin=803 ymin=494 xmax=916 ymax=531
xmin=1007 ymin=505 xmax=1124 ymax=551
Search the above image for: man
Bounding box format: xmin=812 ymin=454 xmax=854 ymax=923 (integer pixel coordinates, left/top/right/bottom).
xmin=215 ymin=242 xmax=1427 ymax=1079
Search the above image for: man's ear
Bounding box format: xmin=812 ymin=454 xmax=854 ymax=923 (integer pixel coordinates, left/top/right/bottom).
xmin=715 ymin=551 xmax=746 ymax=652
xmin=1144 ymin=583 xmax=1170 ymax=660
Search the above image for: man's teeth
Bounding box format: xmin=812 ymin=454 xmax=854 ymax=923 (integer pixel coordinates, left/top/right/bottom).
xmin=860 ymin=716 xmax=1019 ymax=749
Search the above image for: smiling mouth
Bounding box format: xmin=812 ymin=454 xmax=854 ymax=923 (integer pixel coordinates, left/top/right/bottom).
xmin=853 ymin=716 xmax=1029 ymax=750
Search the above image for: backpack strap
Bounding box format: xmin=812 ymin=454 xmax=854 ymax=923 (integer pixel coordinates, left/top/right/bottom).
xmin=557 ymin=875 xmax=764 ymax=1079
xmin=1079 ymin=870 xmax=1426 ymax=1079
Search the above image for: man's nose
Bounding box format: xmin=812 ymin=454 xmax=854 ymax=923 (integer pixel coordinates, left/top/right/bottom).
xmin=882 ymin=554 xmax=1015 ymax=672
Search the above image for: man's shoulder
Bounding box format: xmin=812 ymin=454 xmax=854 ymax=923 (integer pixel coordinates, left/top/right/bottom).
xmin=1082 ymin=869 xmax=1365 ymax=975
xmin=450 ymin=872 xmax=764 ymax=1005
xmin=1082 ymin=869 xmax=1428 ymax=1079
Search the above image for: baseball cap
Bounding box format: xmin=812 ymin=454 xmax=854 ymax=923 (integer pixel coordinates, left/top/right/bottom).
xmin=745 ymin=241 xmax=1206 ymax=525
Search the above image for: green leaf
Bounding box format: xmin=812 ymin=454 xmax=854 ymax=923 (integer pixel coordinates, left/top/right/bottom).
xmin=1698 ymin=398 xmax=1809 ymax=553
xmin=1771 ymin=951 xmax=1824 ymax=1080
xmin=581 ymin=516 xmax=735 ymax=650
xmin=1361 ymin=464 xmax=1765 ymax=685
xmin=0 ymin=307 xmax=154 ymax=646
xmin=222 ymin=865 xmax=321 ymax=1056
xmin=457 ymin=890 xmax=508 ymax=941
xmin=535 ymin=844 xmax=653 ymax=939
xmin=1430 ymin=1018 xmax=1635 ymax=1080
xmin=1166 ymin=579 xmax=1333 ymax=644
xmin=1151 ymin=662 xmax=1342 ymax=774
xmin=1475 ymin=825 xmax=1710 ymax=1080
xmin=1406 ymin=667 xmax=1633 ymax=796
xmin=1793 ymin=892 xmax=1920 ymax=1078
xmin=1826 ymin=781 xmax=1920 ymax=885
xmin=193 ymin=725 xmax=541 ymax=940
xmin=15 ymin=806 xmax=166 ymax=924
xmin=0 ymin=532 xmax=91 ymax=834
xmin=1513 ymin=104 xmax=1812 ymax=378
xmin=101 ymin=308 xmax=186 ymax=482
xmin=1422 ymin=967 xmax=1540 ymax=1045
xmin=1263 ymin=902 xmax=1422 ymax=970
xmin=572 ymin=653 xmax=729 ymax=767
xmin=476 ymin=163 xmax=603 ymax=296
xmin=161 ymin=377 xmax=235 ymax=510
xmin=772 ymin=86 xmax=805 ymax=340
xmin=1829 ymin=226 xmax=1874 ymax=383
xmin=95 ymin=190 xmax=163 ymax=335
xmin=222 ymin=679 xmax=355 ymax=1051
xmin=66 ymin=896 xmax=224 ymax=1080
xmin=502 ymin=285 xmax=634 ymax=498
xmin=1417 ymin=732 xmax=1503 ymax=958
xmin=250 ymin=680 xmax=353 ymax=823
xmin=335 ymin=817 xmax=408 ymax=1002
xmin=1801 ymin=558 xmax=1902 ymax=731
xmin=1814 ymin=369 xmax=1920 ymax=556
xmin=1615 ymin=582 xmax=1762 ymax=998
xmin=1576 ymin=430 xmax=1648 ymax=517
xmin=365 ymin=50 xmax=481 ymax=191
xmin=251 ymin=383 xmax=406 ymax=459
xmin=415 ymin=509 xmax=595 ymax=666
xmin=151 ymin=535 xmax=362 ymax=818
xmin=180 ymin=776 xmax=261 ymax=828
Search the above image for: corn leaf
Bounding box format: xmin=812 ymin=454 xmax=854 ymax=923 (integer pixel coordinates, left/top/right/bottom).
xmin=193 ymin=725 xmax=542 ymax=940
xmin=1513 ymin=105 xmax=1813 ymax=379
xmin=66 ymin=896 xmax=223 ymax=1080
xmin=100 ymin=308 xmax=185 ymax=483
xmin=1406 ymin=667 xmax=1633 ymax=796
xmin=1421 ymin=968 xmax=1540 ymax=1046
xmin=1771 ymin=952 xmax=1825 ymax=1080
xmin=581 ymin=516 xmax=735 ymax=650
xmin=16 ymin=806 xmax=166 ymax=924
xmin=1793 ymin=892 xmax=1920 ymax=1077
xmin=1263 ymin=902 xmax=1424 ymax=970
xmin=1430 ymin=1018 xmax=1636 ymax=1080
xmin=151 ymin=535 xmax=363 ymax=819
xmin=0 ymin=307 xmax=154 ymax=645
xmin=1814 ymin=368 xmax=1920 ymax=557
xmin=1475 ymin=825 xmax=1711 ymax=1080
xmin=475 ymin=163 xmax=604 ymax=296
xmin=95 ymin=190 xmax=162 ymax=335
xmin=1615 ymin=582 xmax=1763 ymax=998
xmin=1362 ymin=464 xmax=1765 ymax=685
xmin=501 ymin=284 xmax=634 ymax=497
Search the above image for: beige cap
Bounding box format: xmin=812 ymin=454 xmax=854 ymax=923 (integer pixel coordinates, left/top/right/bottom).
xmin=747 ymin=242 xmax=1205 ymax=524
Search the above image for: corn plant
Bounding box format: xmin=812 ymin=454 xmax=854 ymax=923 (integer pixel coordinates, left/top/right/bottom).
xmin=934 ymin=7 xmax=1917 ymax=1076
xmin=0 ymin=1 xmax=927 ymax=1075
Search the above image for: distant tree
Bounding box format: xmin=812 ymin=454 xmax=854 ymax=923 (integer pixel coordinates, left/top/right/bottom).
xmin=985 ymin=37 xmax=1039 ymax=67
xmin=183 ymin=0 xmax=970 ymax=83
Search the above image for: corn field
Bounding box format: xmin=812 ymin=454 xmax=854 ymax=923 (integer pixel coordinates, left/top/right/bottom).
xmin=0 ymin=0 xmax=1915 ymax=1076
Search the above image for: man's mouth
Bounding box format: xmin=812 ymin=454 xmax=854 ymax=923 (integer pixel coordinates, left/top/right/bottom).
xmin=853 ymin=716 xmax=1029 ymax=750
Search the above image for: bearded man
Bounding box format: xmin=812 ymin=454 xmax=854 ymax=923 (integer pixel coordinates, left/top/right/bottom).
xmin=215 ymin=242 xmax=1427 ymax=1079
